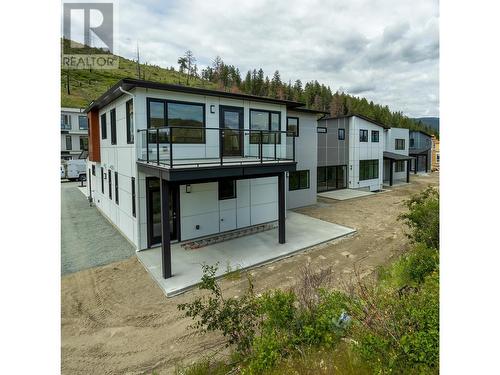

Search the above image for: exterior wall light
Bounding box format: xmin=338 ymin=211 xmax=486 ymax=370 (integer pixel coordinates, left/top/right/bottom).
xmin=186 ymin=184 xmax=192 ymax=193
xmin=210 ymin=105 xmax=216 ymax=114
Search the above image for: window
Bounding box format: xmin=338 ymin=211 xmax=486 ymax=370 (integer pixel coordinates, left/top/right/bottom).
xmin=79 ymin=136 xmax=88 ymax=151
xmin=110 ymin=109 xmax=117 ymax=145
xmin=115 ymin=172 xmax=119 ymax=204
xmin=131 ymin=177 xmax=136 ymax=217
xmin=289 ymin=170 xmax=310 ymax=191
xmin=359 ymin=160 xmax=379 ymax=181
xmin=108 ymin=169 xmax=112 ymax=200
xmin=317 ymin=165 xmax=347 ymax=192
xmin=395 ymin=160 xmax=405 ymax=172
xmin=218 ymin=180 xmax=236 ymax=200
xmin=287 ymin=117 xmax=299 ymax=137
xmin=317 ymin=127 xmax=327 ymax=133
xmin=409 ymin=138 xmax=415 ymax=147
xmin=91 ymin=165 xmax=96 ymax=176
xmin=147 ymin=98 xmax=205 ymax=143
xmin=100 ymin=113 xmax=107 ymax=139
xmin=371 ymin=130 xmax=379 ymax=142
xmin=126 ymin=99 xmax=134 ymax=144
xmin=78 ymin=116 xmax=88 ymax=130
xmin=101 ymin=167 xmax=104 ymax=194
xmin=65 ymin=135 xmax=72 ymax=150
xmin=61 ymin=114 xmax=71 ymax=130
xmin=395 ymin=139 xmax=405 ymax=150
xmin=250 ymin=109 xmax=281 ymax=144
xmin=338 ymin=128 xmax=345 ymax=140
xmin=359 ymin=129 xmax=368 ymax=142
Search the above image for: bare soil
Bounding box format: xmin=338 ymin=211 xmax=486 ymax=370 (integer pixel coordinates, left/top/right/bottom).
xmin=61 ymin=173 xmax=439 ymax=374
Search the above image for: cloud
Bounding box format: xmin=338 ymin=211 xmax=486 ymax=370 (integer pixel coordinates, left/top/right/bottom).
xmin=93 ymin=0 xmax=439 ymax=117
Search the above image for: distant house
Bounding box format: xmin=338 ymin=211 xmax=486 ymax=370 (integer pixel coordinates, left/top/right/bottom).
xmin=431 ymin=135 xmax=440 ymax=171
xmin=383 ymin=127 xmax=412 ymax=186
xmin=409 ymin=130 xmax=432 ymax=173
xmin=61 ymin=107 xmax=89 ymax=160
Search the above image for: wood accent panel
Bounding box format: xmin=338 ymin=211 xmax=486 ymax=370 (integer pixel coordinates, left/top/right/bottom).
xmin=88 ymin=110 xmax=101 ymax=162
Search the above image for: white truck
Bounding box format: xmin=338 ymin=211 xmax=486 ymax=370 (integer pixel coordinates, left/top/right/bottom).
xmin=61 ymin=159 xmax=87 ymax=181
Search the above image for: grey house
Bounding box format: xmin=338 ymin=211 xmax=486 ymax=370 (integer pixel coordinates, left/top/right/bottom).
xmin=409 ymin=130 xmax=432 ymax=173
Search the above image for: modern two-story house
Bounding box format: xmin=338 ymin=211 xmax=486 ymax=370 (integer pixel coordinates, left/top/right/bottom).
xmin=61 ymin=107 xmax=88 ymax=160
xmin=409 ymin=130 xmax=432 ymax=173
xmin=383 ymin=127 xmax=412 ymax=186
xmin=317 ymin=114 xmax=387 ymax=192
xmin=85 ymin=78 xmax=322 ymax=280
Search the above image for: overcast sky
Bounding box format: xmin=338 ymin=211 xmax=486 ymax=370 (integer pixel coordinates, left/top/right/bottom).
xmin=110 ymin=0 xmax=438 ymax=117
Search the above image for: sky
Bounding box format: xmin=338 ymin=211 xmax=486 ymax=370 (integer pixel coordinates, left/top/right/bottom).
xmin=90 ymin=0 xmax=439 ymax=117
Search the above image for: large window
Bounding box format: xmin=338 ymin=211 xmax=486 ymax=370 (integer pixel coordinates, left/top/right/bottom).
xmin=61 ymin=114 xmax=71 ymax=130
xmin=78 ymin=116 xmax=88 ymax=130
xmin=250 ymin=109 xmax=281 ymax=144
xmin=115 ymin=172 xmax=119 ymax=204
xmin=100 ymin=113 xmax=107 ymax=139
xmin=371 ymin=130 xmax=379 ymax=142
xmin=289 ymin=170 xmax=310 ymax=191
xmin=359 ymin=160 xmax=379 ymax=181
xmin=395 ymin=138 xmax=405 ymax=150
xmin=147 ymin=98 xmax=205 ymax=143
xmin=110 ymin=109 xmax=117 ymax=145
xmin=395 ymin=160 xmax=405 ymax=172
xmin=65 ymin=135 xmax=72 ymax=150
xmin=317 ymin=165 xmax=347 ymax=192
xmin=108 ymin=169 xmax=112 ymax=200
xmin=126 ymin=99 xmax=134 ymax=144
xmin=131 ymin=177 xmax=136 ymax=217
xmin=287 ymin=117 xmax=299 ymax=137
xmin=359 ymin=129 xmax=368 ymax=142
xmin=338 ymin=128 xmax=345 ymax=140
xmin=218 ymin=180 xmax=236 ymax=200
xmin=79 ymin=136 xmax=88 ymax=151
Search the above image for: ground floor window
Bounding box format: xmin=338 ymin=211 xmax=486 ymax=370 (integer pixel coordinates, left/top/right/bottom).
xmin=317 ymin=165 xmax=347 ymax=192
xmin=219 ymin=180 xmax=236 ymax=200
xmin=289 ymin=170 xmax=310 ymax=191
xmin=395 ymin=160 xmax=405 ymax=172
xmin=359 ymin=160 xmax=379 ymax=181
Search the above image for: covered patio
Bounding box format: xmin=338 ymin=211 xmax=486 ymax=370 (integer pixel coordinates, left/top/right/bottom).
xmin=383 ymin=151 xmax=414 ymax=186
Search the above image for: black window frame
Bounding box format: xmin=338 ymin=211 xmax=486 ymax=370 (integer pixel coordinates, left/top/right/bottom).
xmin=101 ymin=167 xmax=104 ymax=194
xmin=218 ymin=179 xmax=236 ymax=200
xmin=395 ymin=160 xmax=405 ymax=172
xmin=317 ymin=127 xmax=327 ymax=133
xmin=61 ymin=114 xmax=72 ymax=130
xmin=146 ymin=97 xmax=206 ymax=144
xmin=359 ymin=129 xmax=368 ymax=142
xmin=91 ymin=165 xmax=95 ymax=176
xmin=131 ymin=177 xmax=136 ymax=217
xmin=338 ymin=128 xmax=345 ymax=140
xmin=395 ymin=138 xmax=405 ymax=150
xmin=65 ymin=135 xmax=72 ymax=150
xmin=359 ymin=159 xmax=379 ymax=181
xmin=409 ymin=138 xmax=415 ymax=148
xmin=286 ymin=116 xmax=299 ymax=137
xmin=289 ymin=170 xmax=310 ymax=191
xmin=249 ymin=109 xmax=281 ymax=144
xmin=108 ymin=169 xmax=112 ymax=200
xmin=100 ymin=113 xmax=107 ymax=139
xmin=126 ymin=99 xmax=134 ymax=144
xmin=78 ymin=115 xmax=88 ymax=130
xmin=79 ymin=136 xmax=88 ymax=151
xmin=371 ymin=130 xmax=379 ymax=142
xmin=114 ymin=171 xmax=119 ymax=204
xmin=110 ymin=108 xmax=117 ymax=145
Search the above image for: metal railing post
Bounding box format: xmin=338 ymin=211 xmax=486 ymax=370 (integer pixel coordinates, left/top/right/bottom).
xmin=220 ymin=129 xmax=223 ymax=166
xmin=146 ymin=130 xmax=149 ymax=163
xmin=156 ymin=128 xmax=160 ymax=165
xmin=169 ymin=128 xmax=173 ymax=168
xmin=274 ymin=132 xmax=277 ymax=160
xmin=293 ymin=135 xmax=296 ymax=161
xmin=260 ymin=131 xmax=263 ymax=163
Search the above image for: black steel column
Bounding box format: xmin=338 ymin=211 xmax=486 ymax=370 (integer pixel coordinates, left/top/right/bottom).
xmin=278 ymin=172 xmax=285 ymax=244
xmin=160 ymin=178 xmax=172 ymax=279
xmin=389 ymin=160 xmax=394 ymax=186
xmin=414 ymin=156 xmax=417 ymax=174
xmin=425 ymin=154 xmax=428 ymax=173
xmin=406 ymin=160 xmax=410 ymax=183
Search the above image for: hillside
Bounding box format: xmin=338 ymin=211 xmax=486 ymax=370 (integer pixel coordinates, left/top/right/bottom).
xmin=413 ymin=117 xmax=440 ymax=133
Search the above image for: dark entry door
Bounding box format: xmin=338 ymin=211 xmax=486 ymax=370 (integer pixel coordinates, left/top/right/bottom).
xmin=147 ymin=178 xmax=178 ymax=246
xmin=220 ymin=106 xmax=244 ymax=157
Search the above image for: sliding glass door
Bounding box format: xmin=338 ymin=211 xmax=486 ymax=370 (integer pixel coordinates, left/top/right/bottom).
xmin=317 ymin=165 xmax=347 ymax=192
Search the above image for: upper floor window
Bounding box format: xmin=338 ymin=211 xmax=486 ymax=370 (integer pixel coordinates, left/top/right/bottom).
xmin=110 ymin=109 xmax=117 ymax=145
xmin=409 ymin=138 xmax=415 ymax=147
xmin=359 ymin=129 xmax=368 ymax=142
xmin=65 ymin=135 xmax=72 ymax=150
xmin=338 ymin=128 xmax=345 ymax=140
xmin=61 ymin=114 xmax=71 ymax=130
xmin=79 ymin=136 xmax=88 ymax=151
xmin=371 ymin=130 xmax=379 ymax=142
xmin=395 ymin=138 xmax=405 ymax=150
xmin=100 ymin=113 xmax=107 ymax=139
xmin=287 ymin=117 xmax=299 ymax=137
xmin=317 ymin=127 xmax=327 ymax=133
xmin=126 ymin=100 xmax=134 ymax=144
xmin=78 ymin=116 xmax=88 ymax=130
xmin=250 ymin=109 xmax=281 ymax=144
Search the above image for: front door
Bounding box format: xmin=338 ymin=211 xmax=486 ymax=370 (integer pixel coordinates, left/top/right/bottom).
xmin=147 ymin=178 xmax=178 ymax=247
xmin=220 ymin=106 xmax=244 ymax=157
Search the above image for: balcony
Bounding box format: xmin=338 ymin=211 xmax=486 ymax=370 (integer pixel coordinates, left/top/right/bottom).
xmin=61 ymin=123 xmax=72 ymax=133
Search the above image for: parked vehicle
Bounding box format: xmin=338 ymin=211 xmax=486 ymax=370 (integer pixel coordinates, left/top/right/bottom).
xmin=61 ymin=159 xmax=87 ymax=181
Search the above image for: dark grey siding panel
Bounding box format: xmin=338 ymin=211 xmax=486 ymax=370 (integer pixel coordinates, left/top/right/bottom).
xmin=317 ymin=117 xmax=349 ymax=168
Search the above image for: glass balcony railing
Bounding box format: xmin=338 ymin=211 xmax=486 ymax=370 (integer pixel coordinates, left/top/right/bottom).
xmin=61 ymin=123 xmax=72 ymax=131
xmin=137 ymin=126 xmax=296 ymax=168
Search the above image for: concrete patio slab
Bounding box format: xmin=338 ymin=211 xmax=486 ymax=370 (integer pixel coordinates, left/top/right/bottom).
xmin=318 ymin=189 xmax=375 ymax=201
xmin=137 ymin=211 xmax=355 ymax=297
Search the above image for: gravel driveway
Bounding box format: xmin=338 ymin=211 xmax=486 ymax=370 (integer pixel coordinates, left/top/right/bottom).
xmin=61 ymin=182 xmax=135 ymax=275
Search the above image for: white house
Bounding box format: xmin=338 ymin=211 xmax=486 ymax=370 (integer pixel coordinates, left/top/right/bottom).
xmin=383 ymin=127 xmax=412 ymax=186
xmin=61 ymin=107 xmax=88 ymax=160
xmin=85 ymin=78 xmax=322 ymax=279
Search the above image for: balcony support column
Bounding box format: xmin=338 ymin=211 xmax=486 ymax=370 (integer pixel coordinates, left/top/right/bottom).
xmin=278 ymin=172 xmax=285 ymax=244
xmin=160 ymin=178 xmax=172 ymax=279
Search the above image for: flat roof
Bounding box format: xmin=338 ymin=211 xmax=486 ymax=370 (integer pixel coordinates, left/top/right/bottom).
xmin=410 ymin=129 xmax=434 ymax=137
xmin=383 ymin=151 xmax=414 ymax=161
xmin=319 ymin=113 xmax=391 ymax=129
xmin=288 ymin=107 xmax=330 ymax=115
xmin=85 ymin=78 xmax=306 ymax=112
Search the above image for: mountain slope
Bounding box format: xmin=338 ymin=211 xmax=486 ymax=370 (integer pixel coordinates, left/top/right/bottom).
xmin=413 ymin=117 xmax=439 ymax=133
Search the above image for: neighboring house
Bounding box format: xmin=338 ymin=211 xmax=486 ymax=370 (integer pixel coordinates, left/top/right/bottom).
xmin=85 ymin=78 xmax=323 ymax=279
xmin=61 ymin=107 xmax=89 ymax=160
xmin=409 ymin=130 xmax=432 ymax=173
xmin=431 ymin=135 xmax=440 ymax=171
xmin=317 ymin=114 xmax=387 ymax=192
xmin=383 ymin=127 xmax=412 ymax=186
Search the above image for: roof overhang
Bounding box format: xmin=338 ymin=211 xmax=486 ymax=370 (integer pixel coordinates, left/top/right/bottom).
xmin=409 ymin=148 xmax=431 ymax=155
xmin=383 ymin=151 xmax=415 ymax=161
xmin=319 ymin=113 xmax=391 ymax=129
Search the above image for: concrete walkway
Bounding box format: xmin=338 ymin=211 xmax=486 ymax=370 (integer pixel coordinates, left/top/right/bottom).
xmin=61 ymin=182 xmax=136 ymax=275
xmin=137 ymin=211 xmax=355 ymax=296
xmin=318 ymin=189 xmax=374 ymax=201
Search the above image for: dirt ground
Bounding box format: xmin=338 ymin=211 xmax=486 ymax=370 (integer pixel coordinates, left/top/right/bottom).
xmin=61 ymin=173 xmax=439 ymax=375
